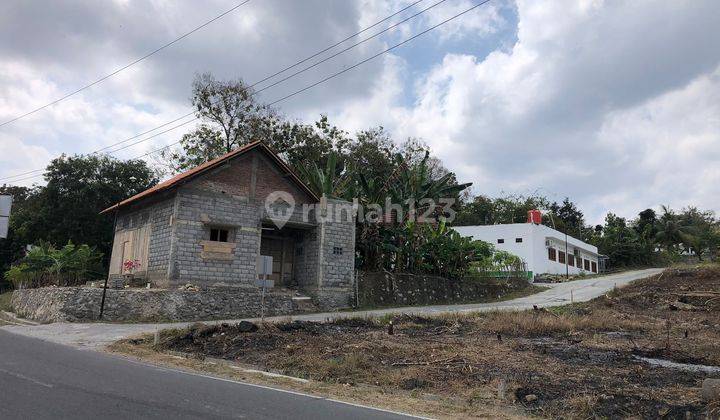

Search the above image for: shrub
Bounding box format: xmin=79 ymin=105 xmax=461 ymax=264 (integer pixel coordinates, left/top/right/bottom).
xmin=372 ymin=221 xmax=491 ymax=279
xmin=359 ymin=221 xmax=524 ymax=279
xmin=4 ymin=241 xmax=103 ymax=289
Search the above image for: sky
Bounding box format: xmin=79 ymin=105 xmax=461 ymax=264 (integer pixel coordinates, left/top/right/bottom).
xmin=0 ymin=0 xmax=719 ymax=225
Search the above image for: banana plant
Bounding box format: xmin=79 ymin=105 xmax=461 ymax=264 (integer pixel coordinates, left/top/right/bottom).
xmin=297 ymin=151 xmax=351 ymax=199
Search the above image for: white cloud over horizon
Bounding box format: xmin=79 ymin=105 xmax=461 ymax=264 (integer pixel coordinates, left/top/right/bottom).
xmin=0 ymin=0 xmax=719 ymax=225
xmin=331 ymin=0 xmax=720 ymax=224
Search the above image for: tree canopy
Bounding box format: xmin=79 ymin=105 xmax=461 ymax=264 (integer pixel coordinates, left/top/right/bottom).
xmin=0 ymin=155 xmax=158 ymax=289
xmin=4 ymin=72 xmax=717 ymax=288
xmin=453 ymin=191 xmax=719 ymax=268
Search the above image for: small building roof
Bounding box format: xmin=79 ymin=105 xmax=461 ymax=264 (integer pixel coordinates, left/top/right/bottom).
xmin=101 ymin=140 xmax=319 ymax=214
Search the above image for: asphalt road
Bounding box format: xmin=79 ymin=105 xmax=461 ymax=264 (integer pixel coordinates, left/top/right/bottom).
xmin=0 ymin=330 xmax=415 ymax=420
xmin=0 ymin=268 xmax=663 ymax=419
xmin=1 ymin=268 xmax=663 ymax=349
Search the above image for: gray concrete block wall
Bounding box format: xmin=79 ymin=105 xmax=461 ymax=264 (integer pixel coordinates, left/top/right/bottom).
xmin=293 ymin=228 xmax=319 ymax=290
xmin=106 ymin=166 xmax=356 ymax=312
xmin=171 ymin=188 xmax=261 ymax=288
xmin=321 ymin=221 xmax=355 ymax=288
xmin=12 ymin=287 xmax=294 ymax=323
xmin=113 ymin=197 xmax=175 ymax=286
xmin=314 ymin=198 xmax=355 ymax=309
xmin=146 ymin=199 xmax=175 ymax=284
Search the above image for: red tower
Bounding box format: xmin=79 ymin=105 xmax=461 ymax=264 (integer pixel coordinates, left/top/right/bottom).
xmin=527 ymin=209 xmax=542 ymax=224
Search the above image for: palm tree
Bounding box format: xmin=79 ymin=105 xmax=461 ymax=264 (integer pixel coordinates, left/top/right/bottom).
xmin=655 ymin=206 xmax=695 ymax=252
xmin=387 ymin=151 xmax=471 ymax=222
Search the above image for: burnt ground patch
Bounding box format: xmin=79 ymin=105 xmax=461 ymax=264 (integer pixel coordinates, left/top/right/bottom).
xmin=124 ymin=267 xmax=720 ymax=418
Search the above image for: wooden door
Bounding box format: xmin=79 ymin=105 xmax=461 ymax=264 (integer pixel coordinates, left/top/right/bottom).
xmin=260 ymin=235 xmax=295 ymax=287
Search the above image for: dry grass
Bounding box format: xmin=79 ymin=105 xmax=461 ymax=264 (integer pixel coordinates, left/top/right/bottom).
xmin=471 ymin=309 xmax=648 ymax=337
xmin=0 ymin=291 xmax=12 ymax=312
xmin=114 ymin=267 xmax=720 ymax=419
xmin=108 ymin=339 xmax=528 ymax=420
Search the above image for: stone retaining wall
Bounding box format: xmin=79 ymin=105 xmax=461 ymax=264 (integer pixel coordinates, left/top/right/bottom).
xmin=358 ymin=272 xmax=531 ymax=307
xmin=11 ymin=287 xmax=294 ymax=323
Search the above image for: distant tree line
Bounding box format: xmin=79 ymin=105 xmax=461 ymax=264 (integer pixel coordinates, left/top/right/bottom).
xmin=3 ymin=73 xmax=716 ymax=290
xmin=0 ymin=74 xmax=483 ymax=288
xmin=0 ymin=156 xmax=158 ymax=291
xmin=454 ymin=193 xmax=720 ymax=268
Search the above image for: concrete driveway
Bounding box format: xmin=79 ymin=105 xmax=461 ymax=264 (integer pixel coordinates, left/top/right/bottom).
xmin=1 ymin=268 xmax=663 ymax=349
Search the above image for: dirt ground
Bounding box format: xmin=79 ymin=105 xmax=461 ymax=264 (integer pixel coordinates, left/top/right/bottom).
xmin=117 ymin=267 xmax=720 ymax=419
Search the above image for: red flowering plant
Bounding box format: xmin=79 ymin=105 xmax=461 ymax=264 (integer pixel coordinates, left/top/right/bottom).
xmin=122 ymin=259 xmax=141 ymax=274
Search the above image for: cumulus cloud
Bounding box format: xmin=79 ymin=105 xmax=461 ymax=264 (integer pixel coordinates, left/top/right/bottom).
xmin=0 ymin=0 xmax=388 ymax=183
xmin=593 ymin=67 xmax=720 ymax=220
xmin=1 ymin=0 xmax=718 ymax=225
xmin=332 ymin=0 xmax=720 ymax=223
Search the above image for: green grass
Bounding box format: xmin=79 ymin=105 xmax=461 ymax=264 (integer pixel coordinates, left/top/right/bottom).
xmin=345 ymin=284 xmax=549 ymax=312
xmin=0 ymin=292 xmax=14 ymax=325
xmin=0 ymin=291 xmax=12 ymax=312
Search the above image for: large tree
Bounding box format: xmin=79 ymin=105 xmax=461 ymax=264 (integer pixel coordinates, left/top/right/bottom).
xmin=592 ymin=213 xmax=652 ymax=267
xmin=678 ymin=207 xmax=719 ymax=260
xmin=3 ymin=155 xmax=158 ymax=272
xmin=162 ymin=73 xmax=277 ymax=171
xmin=654 ymin=206 xmax=693 ymax=253
xmin=547 ymin=198 xmax=591 ymax=241
xmin=454 ymin=193 xmax=551 ymax=226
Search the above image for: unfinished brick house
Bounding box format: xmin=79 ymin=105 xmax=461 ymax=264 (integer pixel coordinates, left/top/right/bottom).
xmin=101 ymin=141 xmax=355 ymax=309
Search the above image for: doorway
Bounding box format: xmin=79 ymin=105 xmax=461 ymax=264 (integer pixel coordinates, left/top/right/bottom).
xmin=260 ymin=225 xmax=303 ymax=288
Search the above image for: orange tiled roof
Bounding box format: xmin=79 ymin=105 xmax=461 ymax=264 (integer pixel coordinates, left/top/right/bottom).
xmin=100 ymin=141 xmax=319 ymax=214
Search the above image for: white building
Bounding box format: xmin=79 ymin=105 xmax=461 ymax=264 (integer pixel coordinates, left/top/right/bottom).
xmin=453 ymin=222 xmax=600 ymax=277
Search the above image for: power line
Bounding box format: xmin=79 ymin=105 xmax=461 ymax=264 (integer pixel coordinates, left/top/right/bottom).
xmin=103 ymin=0 xmax=447 ymax=154
xmin=102 ymin=115 xmax=198 ymax=155
xmin=0 ymin=0 xmax=252 ymax=128
xmin=0 ymin=172 xmax=46 ymax=185
xmin=249 ymin=0 xmax=426 ymax=89
xmin=268 ymin=0 xmax=492 ymax=106
xmin=158 ymin=0 xmax=492 ymax=153
xmin=94 ymin=0 xmax=436 ymax=154
xmin=4 ymin=0 xmax=492 ymax=186
xmin=0 ymin=0 xmax=434 ymax=181
xmin=126 ymin=0 xmax=492 ymax=160
xmin=253 ymin=0 xmax=447 ymax=94
xmin=0 ymin=168 xmax=46 ymax=181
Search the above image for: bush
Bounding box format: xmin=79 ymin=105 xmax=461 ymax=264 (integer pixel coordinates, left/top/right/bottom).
xmin=360 ymin=221 xmax=517 ymax=279
xmin=4 ymin=241 xmax=103 ymax=289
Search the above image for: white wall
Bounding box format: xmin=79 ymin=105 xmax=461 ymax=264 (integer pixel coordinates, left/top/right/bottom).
xmin=454 ymin=224 xmax=535 ymax=271
xmin=453 ymin=223 xmax=600 ymax=277
xmin=532 ymin=224 xmax=599 ymax=275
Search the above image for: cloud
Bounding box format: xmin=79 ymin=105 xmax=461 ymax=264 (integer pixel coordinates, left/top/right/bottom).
xmin=592 ymin=67 xmax=720 ymax=220
xmin=331 ymin=0 xmax=720 ymax=224
xmin=1 ymin=0 xmax=718 ymax=227
xmin=0 ymin=0 xmax=388 ymax=179
xmin=0 ymin=134 xmax=54 ymax=186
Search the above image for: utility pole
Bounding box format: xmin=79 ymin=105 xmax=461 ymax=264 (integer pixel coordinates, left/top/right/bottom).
xmin=548 ymin=210 xmax=569 ymax=279
xmin=99 ymin=210 xmax=118 ymax=320
xmin=565 ymin=230 xmax=569 ymax=280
